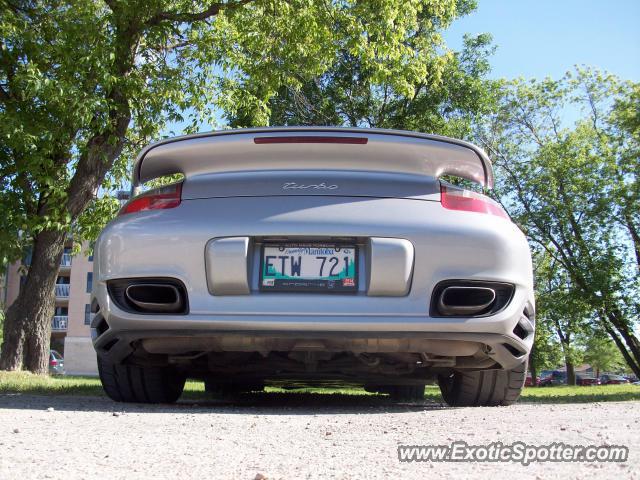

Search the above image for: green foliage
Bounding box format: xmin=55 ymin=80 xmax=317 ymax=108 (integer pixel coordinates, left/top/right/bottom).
xmin=3 ymin=0 xmax=481 ymax=269
xmin=582 ymin=335 xmax=627 ymax=375
xmin=230 ymin=0 xmax=496 ymax=140
xmin=534 ymin=250 xmax=590 ymax=371
xmin=479 ymin=68 xmax=640 ymax=373
xmin=529 ymin=312 xmax=563 ymax=372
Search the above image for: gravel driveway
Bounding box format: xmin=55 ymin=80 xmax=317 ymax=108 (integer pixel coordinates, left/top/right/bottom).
xmin=0 ymin=393 xmax=637 ymax=479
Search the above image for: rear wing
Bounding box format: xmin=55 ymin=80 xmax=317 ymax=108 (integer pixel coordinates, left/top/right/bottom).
xmin=132 ymin=127 xmax=493 ymax=193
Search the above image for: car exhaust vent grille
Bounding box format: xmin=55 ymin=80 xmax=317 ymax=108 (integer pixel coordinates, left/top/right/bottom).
xmin=107 ymin=278 xmax=188 ymax=315
xmin=513 ymin=307 xmax=535 ymax=340
xmin=430 ymin=280 xmax=514 ymax=317
xmin=94 ymin=315 xmax=109 ymax=337
xmin=89 ymin=303 xmax=110 ymax=341
xmin=90 ymin=298 xmax=100 ymax=314
xmin=513 ymin=323 xmax=527 ymax=340
xmin=502 ymin=343 xmax=525 ymax=358
xmin=101 ymin=338 xmax=119 ymax=352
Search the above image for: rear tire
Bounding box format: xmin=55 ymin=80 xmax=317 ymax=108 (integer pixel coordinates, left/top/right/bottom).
xmin=437 ymin=363 xmax=526 ymax=407
xmin=97 ymin=356 xmax=185 ymax=404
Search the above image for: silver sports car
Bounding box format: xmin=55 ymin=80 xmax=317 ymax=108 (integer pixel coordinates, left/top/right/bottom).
xmin=91 ymin=127 xmax=534 ymax=406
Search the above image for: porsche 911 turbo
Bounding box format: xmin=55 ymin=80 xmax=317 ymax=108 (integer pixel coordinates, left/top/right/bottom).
xmin=91 ymin=127 xmax=535 ymax=405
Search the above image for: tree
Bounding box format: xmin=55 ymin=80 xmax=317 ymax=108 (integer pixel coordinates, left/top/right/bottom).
xmin=527 ymin=251 xmax=585 ymax=384
xmin=582 ymin=335 xmax=626 ymax=377
xmin=526 ymin=311 xmax=563 ymax=386
xmin=1 ymin=0 xmax=468 ymax=373
xmin=229 ymin=0 xmax=496 ymax=137
xmin=479 ymin=69 xmax=640 ymax=377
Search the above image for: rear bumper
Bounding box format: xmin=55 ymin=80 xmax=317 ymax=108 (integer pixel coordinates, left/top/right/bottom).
xmin=91 ymin=195 xmax=535 ymax=370
xmin=92 ymin=327 xmax=529 ymax=371
xmin=92 ymin=281 xmax=534 ymax=370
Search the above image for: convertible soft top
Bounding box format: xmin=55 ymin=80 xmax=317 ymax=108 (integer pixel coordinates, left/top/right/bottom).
xmin=132 ymin=127 xmax=494 ymax=190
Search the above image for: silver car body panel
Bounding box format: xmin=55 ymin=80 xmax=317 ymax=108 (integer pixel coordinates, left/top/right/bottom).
xmin=181 ymin=170 xmax=442 ymax=202
xmin=132 ymin=127 xmax=494 ymax=189
xmin=366 ymin=238 xmax=415 ymax=297
xmin=205 ymin=237 xmax=251 ymax=296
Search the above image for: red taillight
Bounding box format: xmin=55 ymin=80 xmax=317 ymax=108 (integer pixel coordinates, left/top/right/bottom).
xmin=50 ymin=359 xmax=58 ymax=366
xmin=440 ymin=184 xmax=509 ymax=219
xmin=254 ymin=136 xmax=368 ymax=145
xmin=119 ymin=182 xmax=183 ymax=216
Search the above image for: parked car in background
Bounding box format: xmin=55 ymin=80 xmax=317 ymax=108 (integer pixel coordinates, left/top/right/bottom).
xmin=576 ymin=374 xmax=600 ymax=386
xmin=539 ymin=371 xmax=567 ymax=386
xmin=49 ymin=350 xmax=64 ymax=375
xmin=599 ymin=374 xmax=629 ymax=385
xmin=525 ymin=373 xmax=540 ymax=386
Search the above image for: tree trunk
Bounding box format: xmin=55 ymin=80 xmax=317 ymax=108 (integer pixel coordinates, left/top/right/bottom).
xmin=528 ymin=344 xmax=538 ymax=387
xmin=0 ymin=306 xmax=25 ymax=370
xmin=565 ymin=360 xmax=576 ymax=386
xmin=609 ymin=314 xmax=640 ymax=370
xmin=0 ymin=230 xmax=66 ymax=373
xmin=554 ymin=322 xmax=576 ymax=386
xmin=556 ymin=331 xmax=575 ymax=385
xmin=602 ymin=317 xmax=640 ymax=378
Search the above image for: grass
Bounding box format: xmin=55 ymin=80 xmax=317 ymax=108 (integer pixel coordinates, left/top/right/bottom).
xmin=1 ymin=371 xmax=639 ymax=404
xmin=519 ymin=384 xmax=640 ymax=403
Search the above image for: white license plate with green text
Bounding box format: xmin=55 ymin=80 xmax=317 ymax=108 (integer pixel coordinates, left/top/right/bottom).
xmin=260 ymin=244 xmax=358 ymax=292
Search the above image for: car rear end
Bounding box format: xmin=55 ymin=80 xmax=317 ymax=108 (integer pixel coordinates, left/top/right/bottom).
xmin=49 ymin=351 xmax=64 ymax=375
xmin=577 ymin=375 xmax=600 ymax=386
xmin=91 ymin=128 xmax=535 ymax=405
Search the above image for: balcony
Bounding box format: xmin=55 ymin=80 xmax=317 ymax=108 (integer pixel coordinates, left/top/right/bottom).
xmin=52 ymin=315 xmax=68 ymax=331
xmin=60 ymin=254 xmax=72 ymax=267
xmin=54 ymin=284 xmax=70 ymax=298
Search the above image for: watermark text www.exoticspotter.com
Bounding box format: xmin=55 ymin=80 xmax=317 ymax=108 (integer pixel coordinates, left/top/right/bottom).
xmin=398 ymin=442 xmax=628 ymax=465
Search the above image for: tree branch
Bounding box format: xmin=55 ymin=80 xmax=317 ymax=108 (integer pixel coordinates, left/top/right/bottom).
xmin=145 ymin=0 xmax=253 ymax=28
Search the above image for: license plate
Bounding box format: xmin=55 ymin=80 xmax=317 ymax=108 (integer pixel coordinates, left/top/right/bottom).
xmin=260 ymin=243 xmax=358 ymax=292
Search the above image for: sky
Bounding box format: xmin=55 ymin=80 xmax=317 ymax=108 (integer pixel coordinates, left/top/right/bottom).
xmin=445 ymin=0 xmax=640 ymax=81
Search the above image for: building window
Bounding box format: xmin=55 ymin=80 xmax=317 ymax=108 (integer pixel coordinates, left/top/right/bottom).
xmin=88 ymin=241 xmax=95 ymax=261
xmin=23 ymin=247 xmax=33 ymax=266
xmin=84 ymin=304 xmax=91 ymax=325
xmin=86 ymin=272 xmax=93 ymax=293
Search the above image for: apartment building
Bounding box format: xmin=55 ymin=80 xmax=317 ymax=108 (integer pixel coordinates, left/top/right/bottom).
xmin=1 ymin=241 xmax=98 ymax=375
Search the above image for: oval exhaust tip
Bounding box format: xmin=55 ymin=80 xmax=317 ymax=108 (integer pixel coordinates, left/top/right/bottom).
xmin=438 ymin=286 xmax=496 ymax=316
xmin=125 ymin=284 xmax=184 ymax=313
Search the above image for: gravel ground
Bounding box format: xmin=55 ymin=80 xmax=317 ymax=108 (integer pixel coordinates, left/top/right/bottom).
xmin=0 ymin=393 xmax=638 ymax=480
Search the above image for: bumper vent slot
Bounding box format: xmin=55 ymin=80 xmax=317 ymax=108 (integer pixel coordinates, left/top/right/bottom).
xmin=502 ymin=342 xmax=526 ymax=358
xmin=89 ymin=301 xmax=109 ymax=340
xmin=513 ymin=323 xmax=527 ymax=340
xmin=430 ymin=280 xmax=514 ymax=317
xmin=513 ymin=307 xmax=535 ymax=340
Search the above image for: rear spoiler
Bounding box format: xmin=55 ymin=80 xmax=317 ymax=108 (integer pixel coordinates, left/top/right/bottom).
xmin=131 ymin=127 xmax=493 ymax=194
